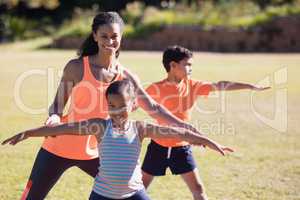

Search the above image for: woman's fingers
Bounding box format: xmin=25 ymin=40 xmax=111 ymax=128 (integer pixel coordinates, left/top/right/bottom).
xmin=45 ymin=114 xmax=61 ymax=126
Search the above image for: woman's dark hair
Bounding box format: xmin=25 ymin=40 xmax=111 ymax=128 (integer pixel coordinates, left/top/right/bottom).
xmin=78 ymin=12 xmax=124 ymax=58
xmin=162 ymin=45 xmax=193 ymax=72
xmin=105 ymin=79 xmax=135 ymax=99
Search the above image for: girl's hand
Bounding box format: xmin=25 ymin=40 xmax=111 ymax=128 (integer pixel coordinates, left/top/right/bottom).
xmin=45 ymin=114 xmax=61 ymax=126
xmin=2 ymin=132 xmax=28 ymax=145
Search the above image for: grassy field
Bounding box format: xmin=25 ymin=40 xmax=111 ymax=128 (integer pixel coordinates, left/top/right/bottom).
xmin=0 ymin=40 xmax=299 ymax=200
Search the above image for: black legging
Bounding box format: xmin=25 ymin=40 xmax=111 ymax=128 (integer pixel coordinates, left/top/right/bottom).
xmin=22 ymin=148 xmax=99 ymax=200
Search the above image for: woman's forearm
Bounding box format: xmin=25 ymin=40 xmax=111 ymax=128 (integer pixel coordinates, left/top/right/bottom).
xmin=123 ymin=68 xmax=203 ymax=135
xmin=137 ymin=89 xmax=203 ymax=135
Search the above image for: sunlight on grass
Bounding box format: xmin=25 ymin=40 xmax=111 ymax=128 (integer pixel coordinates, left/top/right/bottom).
xmin=0 ymin=41 xmax=299 ymax=200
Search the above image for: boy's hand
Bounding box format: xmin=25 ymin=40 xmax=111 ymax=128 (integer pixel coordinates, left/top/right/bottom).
xmin=213 ymin=145 xmax=235 ymax=156
xmin=2 ymin=132 xmax=28 ymax=145
xmin=252 ymin=85 xmax=271 ymax=91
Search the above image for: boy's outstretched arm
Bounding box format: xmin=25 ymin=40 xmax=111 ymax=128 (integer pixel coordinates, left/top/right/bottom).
xmin=123 ymin=69 xmax=203 ymax=135
xmin=2 ymin=118 xmax=106 ymax=146
xmin=212 ymin=81 xmax=270 ymax=91
xmin=137 ymin=121 xmax=234 ymax=156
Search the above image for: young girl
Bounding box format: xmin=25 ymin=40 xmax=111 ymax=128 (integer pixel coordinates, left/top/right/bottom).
xmin=21 ymin=12 xmax=203 ymax=199
xmin=2 ymin=80 xmax=234 ymax=200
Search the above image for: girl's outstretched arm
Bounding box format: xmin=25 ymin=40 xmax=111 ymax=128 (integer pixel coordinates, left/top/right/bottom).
xmin=137 ymin=121 xmax=234 ymax=156
xmin=2 ymin=118 xmax=106 ymax=146
xmin=123 ymin=68 xmax=203 ymax=135
xmin=212 ymin=81 xmax=270 ymax=91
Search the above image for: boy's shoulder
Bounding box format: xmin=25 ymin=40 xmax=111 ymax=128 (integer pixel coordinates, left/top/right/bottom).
xmin=150 ymin=79 xmax=167 ymax=86
xmin=146 ymin=79 xmax=167 ymax=90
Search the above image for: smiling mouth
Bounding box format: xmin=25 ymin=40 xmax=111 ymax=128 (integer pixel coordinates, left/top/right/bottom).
xmin=102 ymin=45 xmax=116 ymax=50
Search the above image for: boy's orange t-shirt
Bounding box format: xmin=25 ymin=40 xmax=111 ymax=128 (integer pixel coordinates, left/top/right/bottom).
xmin=145 ymin=78 xmax=213 ymax=147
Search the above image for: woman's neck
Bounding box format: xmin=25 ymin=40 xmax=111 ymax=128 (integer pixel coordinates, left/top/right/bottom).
xmin=93 ymin=52 xmax=116 ymax=69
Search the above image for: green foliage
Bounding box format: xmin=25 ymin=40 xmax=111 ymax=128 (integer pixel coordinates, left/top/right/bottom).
xmin=121 ymin=2 xmax=145 ymax=26
xmin=1 ymin=0 xmax=300 ymax=41
xmin=54 ymin=9 xmax=96 ymax=38
xmin=124 ymin=22 xmax=163 ymax=39
xmin=231 ymin=4 xmax=300 ymax=27
xmin=1 ymin=15 xmax=54 ymax=40
xmin=2 ymin=0 xmax=60 ymax=9
xmin=55 ymin=18 xmax=91 ymax=38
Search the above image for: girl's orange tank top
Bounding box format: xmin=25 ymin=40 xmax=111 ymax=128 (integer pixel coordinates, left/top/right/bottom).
xmin=42 ymin=56 xmax=124 ymax=160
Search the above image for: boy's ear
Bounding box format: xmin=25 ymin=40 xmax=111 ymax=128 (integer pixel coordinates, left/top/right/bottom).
xmin=169 ymin=61 xmax=178 ymax=71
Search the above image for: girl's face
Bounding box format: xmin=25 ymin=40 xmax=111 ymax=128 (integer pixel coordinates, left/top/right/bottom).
xmin=171 ymin=57 xmax=193 ymax=80
xmin=93 ymin=23 xmax=122 ymax=56
xmin=107 ymin=94 xmax=132 ymax=127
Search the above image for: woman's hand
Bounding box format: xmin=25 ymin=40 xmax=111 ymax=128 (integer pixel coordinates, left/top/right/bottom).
xmin=2 ymin=132 xmax=28 ymax=145
xmin=45 ymin=114 xmax=61 ymax=138
xmin=45 ymin=114 xmax=61 ymax=126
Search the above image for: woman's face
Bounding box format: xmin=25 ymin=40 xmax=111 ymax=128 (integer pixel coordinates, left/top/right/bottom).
xmin=93 ymin=23 xmax=122 ymax=56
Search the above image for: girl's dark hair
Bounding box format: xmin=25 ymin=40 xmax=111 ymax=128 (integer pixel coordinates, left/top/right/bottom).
xmin=162 ymin=45 xmax=193 ymax=72
xmin=78 ymin=12 xmax=124 ymax=58
xmin=105 ymin=79 xmax=135 ymax=99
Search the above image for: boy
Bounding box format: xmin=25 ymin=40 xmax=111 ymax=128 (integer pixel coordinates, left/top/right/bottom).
xmin=141 ymin=45 xmax=269 ymax=200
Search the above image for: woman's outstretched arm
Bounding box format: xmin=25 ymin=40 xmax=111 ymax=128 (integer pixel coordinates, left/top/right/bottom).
xmin=123 ymin=68 xmax=203 ymax=135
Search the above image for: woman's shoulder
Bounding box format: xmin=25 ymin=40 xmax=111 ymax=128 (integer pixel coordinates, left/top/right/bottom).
xmin=65 ymin=58 xmax=83 ymax=70
xmin=62 ymin=58 xmax=84 ymax=82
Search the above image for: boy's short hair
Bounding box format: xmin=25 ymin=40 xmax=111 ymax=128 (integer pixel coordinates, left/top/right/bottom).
xmin=105 ymin=79 xmax=135 ymax=99
xmin=162 ymin=45 xmax=193 ymax=72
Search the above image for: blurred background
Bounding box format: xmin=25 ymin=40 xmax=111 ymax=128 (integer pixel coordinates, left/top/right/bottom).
xmin=1 ymin=0 xmax=300 ymax=52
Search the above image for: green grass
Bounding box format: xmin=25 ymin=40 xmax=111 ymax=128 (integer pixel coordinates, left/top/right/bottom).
xmin=0 ymin=41 xmax=299 ymax=200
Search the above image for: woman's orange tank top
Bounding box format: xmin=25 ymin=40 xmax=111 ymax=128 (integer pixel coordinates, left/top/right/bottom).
xmin=42 ymin=56 xmax=123 ymax=160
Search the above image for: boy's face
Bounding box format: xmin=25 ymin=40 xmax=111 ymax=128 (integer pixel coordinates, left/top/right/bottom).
xmin=170 ymin=57 xmax=193 ymax=80
xmin=107 ymin=94 xmax=132 ymax=126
